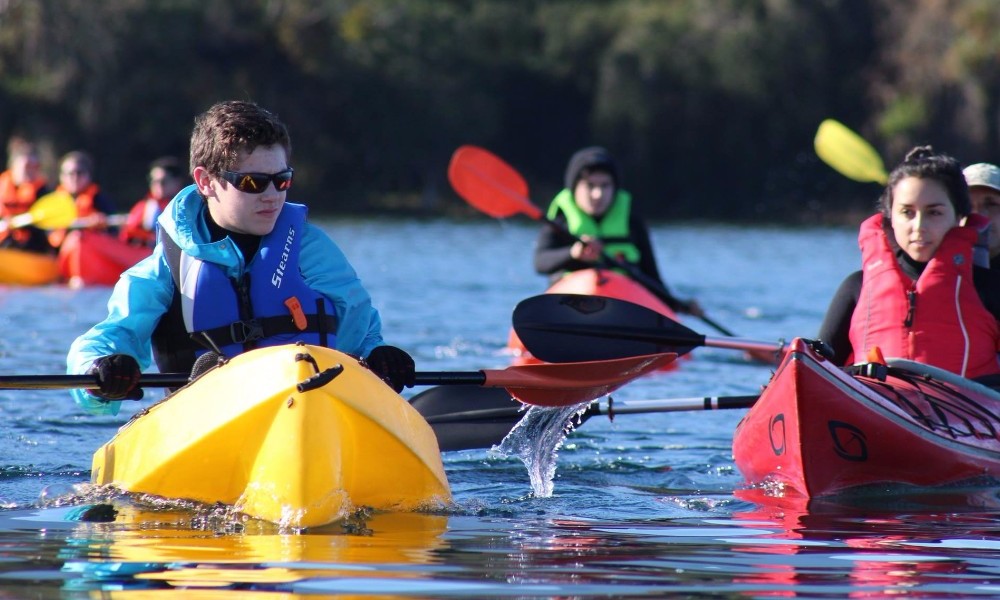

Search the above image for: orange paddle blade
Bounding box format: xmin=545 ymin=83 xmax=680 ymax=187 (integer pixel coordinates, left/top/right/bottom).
xmin=483 ymin=353 xmax=677 ymax=407
xmin=447 ymin=145 xmax=542 ymax=219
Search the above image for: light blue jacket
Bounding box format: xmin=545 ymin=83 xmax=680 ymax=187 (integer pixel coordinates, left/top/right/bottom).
xmin=66 ymin=185 xmax=385 ymax=415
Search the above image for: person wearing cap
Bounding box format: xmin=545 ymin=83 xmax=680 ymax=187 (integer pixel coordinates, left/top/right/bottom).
xmin=965 ymin=162 xmax=1000 ymax=270
xmin=533 ymin=146 xmax=703 ymax=316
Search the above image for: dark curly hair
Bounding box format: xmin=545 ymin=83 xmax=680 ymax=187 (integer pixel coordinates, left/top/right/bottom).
xmin=188 ymin=100 xmax=291 ymax=176
xmin=879 ymin=145 xmax=970 ymax=220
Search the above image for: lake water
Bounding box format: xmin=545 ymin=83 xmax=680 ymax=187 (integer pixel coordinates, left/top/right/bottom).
xmin=4 ymin=218 xmax=1000 ymax=597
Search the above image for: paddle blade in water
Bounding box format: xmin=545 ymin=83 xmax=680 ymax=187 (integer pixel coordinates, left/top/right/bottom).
xmin=814 ymin=119 xmax=887 ymax=185
xmin=484 ymin=352 xmax=677 ymax=407
xmin=513 ymin=293 xmax=703 ymax=362
xmin=447 ymin=145 xmax=541 ymax=219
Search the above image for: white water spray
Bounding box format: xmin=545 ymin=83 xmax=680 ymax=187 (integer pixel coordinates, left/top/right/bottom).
xmin=491 ymin=400 xmax=593 ymax=497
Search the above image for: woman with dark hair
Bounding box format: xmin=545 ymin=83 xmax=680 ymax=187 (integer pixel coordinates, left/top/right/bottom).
xmin=817 ymin=146 xmax=1000 ymax=380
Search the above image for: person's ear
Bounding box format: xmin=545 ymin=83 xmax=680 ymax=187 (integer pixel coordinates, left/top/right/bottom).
xmin=192 ymin=166 xmax=216 ymax=198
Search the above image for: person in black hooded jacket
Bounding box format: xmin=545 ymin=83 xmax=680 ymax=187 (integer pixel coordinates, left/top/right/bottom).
xmin=532 ymin=146 xmax=703 ymax=316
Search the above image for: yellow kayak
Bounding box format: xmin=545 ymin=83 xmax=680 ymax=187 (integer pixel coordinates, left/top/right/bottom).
xmin=0 ymin=247 xmax=60 ymax=286
xmin=91 ymin=343 xmax=451 ymax=528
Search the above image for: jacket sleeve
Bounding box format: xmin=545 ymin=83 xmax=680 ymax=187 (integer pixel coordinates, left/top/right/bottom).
xmin=299 ymin=223 xmax=385 ymax=358
xmin=533 ymin=216 xmax=588 ymax=275
xmin=817 ymin=270 xmax=862 ymax=366
xmin=65 ymin=246 xmax=176 ymax=415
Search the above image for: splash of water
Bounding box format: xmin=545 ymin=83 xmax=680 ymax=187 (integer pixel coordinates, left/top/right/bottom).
xmin=491 ymin=400 xmax=593 ymax=497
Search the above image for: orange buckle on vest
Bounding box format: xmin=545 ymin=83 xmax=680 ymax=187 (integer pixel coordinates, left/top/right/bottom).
xmin=866 ymin=345 xmax=887 ymax=365
xmin=284 ymin=297 xmax=308 ymax=331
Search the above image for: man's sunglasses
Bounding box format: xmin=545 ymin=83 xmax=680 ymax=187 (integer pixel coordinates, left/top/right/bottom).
xmin=220 ymin=168 xmax=294 ymax=194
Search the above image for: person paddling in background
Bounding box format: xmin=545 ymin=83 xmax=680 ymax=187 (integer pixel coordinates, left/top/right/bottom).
xmin=0 ymin=137 xmax=54 ymax=253
xmin=67 ymin=99 xmax=415 ymax=414
xmin=533 ymin=146 xmax=704 ymax=317
xmin=817 ymin=146 xmax=1000 ymax=382
xmin=48 ymin=151 xmax=117 ymax=248
xmin=119 ymin=156 xmax=186 ymax=246
xmin=965 ymin=162 xmax=1000 ymax=271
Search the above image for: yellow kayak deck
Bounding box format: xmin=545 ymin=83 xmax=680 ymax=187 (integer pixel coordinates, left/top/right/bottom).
xmin=92 ymin=343 xmax=451 ymax=528
xmin=0 ymin=247 xmax=59 ymax=286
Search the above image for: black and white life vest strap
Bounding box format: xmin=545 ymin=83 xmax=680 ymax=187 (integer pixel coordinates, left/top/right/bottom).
xmin=195 ymin=313 xmax=339 ymax=345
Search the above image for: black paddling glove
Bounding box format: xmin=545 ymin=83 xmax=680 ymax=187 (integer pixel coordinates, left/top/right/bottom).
xmin=89 ymin=354 xmax=143 ymax=401
xmin=365 ymin=345 xmax=416 ymax=393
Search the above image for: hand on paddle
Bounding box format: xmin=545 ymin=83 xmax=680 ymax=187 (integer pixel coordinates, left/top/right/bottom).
xmin=89 ymin=354 xmax=143 ymax=401
xmin=365 ymin=345 xmax=416 ymax=392
xmin=570 ymin=236 xmax=604 ymax=263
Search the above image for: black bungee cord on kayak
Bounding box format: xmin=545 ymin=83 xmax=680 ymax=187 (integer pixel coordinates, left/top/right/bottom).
xmin=852 ymin=365 xmax=1000 ymax=440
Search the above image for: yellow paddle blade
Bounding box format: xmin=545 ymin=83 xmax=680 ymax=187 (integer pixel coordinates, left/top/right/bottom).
xmin=814 ymin=119 xmax=888 ymax=185
xmin=7 ymin=191 xmax=78 ymax=230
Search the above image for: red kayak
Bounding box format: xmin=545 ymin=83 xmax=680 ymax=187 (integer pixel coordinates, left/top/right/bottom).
xmin=733 ymin=337 xmax=1000 ymax=498
xmin=507 ymin=268 xmax=687 ymax=370
xmin=58 ymin=230 xmax=152 ymax=287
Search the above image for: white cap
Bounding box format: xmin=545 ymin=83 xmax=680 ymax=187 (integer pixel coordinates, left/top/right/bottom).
xmin=964 ymin=162 xmax=1000 ymax=193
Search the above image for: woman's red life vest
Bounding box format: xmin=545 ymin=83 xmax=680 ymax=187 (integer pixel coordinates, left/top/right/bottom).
xmin=849 ymin=213 xmax=1000 ymax=378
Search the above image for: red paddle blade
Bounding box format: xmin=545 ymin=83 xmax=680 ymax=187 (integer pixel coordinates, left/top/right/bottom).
xmin=483 ymin=353 xmax=677 ymax=407
xmin=447 ymin=145 xmax=542 ymax=220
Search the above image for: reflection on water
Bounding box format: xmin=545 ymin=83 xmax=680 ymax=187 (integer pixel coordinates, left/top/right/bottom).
xmin=56 ymin=504 xmax=451 ymax=593
xmin=4 ymin=220 xmax=1000 ymax=595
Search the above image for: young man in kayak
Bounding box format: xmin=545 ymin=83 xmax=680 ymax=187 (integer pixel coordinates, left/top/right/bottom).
xmin=532 ymin=146 xmax=703 ymax=317
xmin=965 ymin=162 xmax=1000 ymax=271
xmin=0 ymin=137 xmax=54 ymax=253
xmin=817 ymin=146 xmax=1000 ymax=381
xmin=119 ymin=156 xmax=186 ymax=247
xmin=67 ymin=100 xmax=415 ymax=414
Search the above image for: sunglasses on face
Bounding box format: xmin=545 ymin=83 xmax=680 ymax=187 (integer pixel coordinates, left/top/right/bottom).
xmin=219 ymin=168 xmax=294 ymax=194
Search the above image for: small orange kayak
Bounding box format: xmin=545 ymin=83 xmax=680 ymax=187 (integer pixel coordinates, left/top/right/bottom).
xmin=0 ymin=247 xmax=60 ymax=286
xmin=58 ymin=230 xmax=152 ymax=288
xmin=507 ymin=268 xmax=688 ymax=370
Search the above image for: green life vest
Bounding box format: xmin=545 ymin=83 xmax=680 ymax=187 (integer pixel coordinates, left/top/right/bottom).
xmin=546 ymin=188 xmax=641 ymax=264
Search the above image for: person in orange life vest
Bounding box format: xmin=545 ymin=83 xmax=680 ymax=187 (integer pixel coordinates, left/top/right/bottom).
xmin=0 ymin=137 xmax=54 ymax=253
xmin=817 ymin=146 xmax=1000 ymax=382
xmin=533 ymin=146 xmax=704 ymax=317
xmin=964 ymin=162 xmax=1000 ymax=271
xmin=47 ymin=151 xmax=118 ymax=248
xmin=120 ymin=156 xmax=186 ymax=246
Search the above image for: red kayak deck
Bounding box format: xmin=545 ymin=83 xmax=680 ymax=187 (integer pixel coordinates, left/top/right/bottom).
xmin=58 ymin=230 xmax=152 ymax=287
xmin=507 ymin=268 xmax=687 ymax=370
xmin=733 ymin=337 xmax=1000 ymax=498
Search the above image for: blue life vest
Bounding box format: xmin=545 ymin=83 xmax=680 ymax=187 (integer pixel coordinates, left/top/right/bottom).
xmin=152 ymin=203 xmax=338 ymax=373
